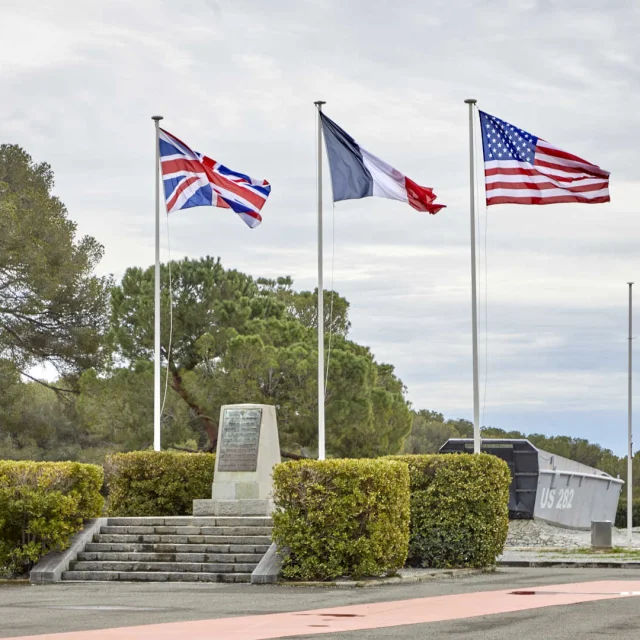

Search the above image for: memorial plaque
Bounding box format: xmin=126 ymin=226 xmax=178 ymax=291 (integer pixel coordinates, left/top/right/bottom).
xmin=217 ymin=408 xmax=263 ymax=472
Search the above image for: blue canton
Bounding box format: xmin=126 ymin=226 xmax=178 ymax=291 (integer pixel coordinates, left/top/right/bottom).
xmin=479 ymin=111 xmax=538 ymax=164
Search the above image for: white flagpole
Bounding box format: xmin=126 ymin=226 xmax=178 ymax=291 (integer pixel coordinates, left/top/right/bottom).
xmin=628 ymin=281 xmax=634 ymax=545
xmin=315 ymin=100 xmax=326 ymax=460
xmin=152 ymin=115 xmax=163 ymax=452
xmin=465 ymin=99 xmax=481 ymax=455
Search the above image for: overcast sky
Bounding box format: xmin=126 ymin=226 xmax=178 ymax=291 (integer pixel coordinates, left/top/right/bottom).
xmin=1 ymin=0 xmax=639 ymax=455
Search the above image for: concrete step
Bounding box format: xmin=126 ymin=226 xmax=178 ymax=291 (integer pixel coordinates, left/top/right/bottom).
xmin=77 ymin=551 xmax=264 ymax=563
xmin=84 ymin=542 xmax=270 ymax=554
xmin=99 ymin=525 xmax=273 ymax=536
xmin=62 ymin=571 xmax=251 ymax=583
xmin=69 ymin=561 xmax=258 ymax=573
xmin=63 ymin=515 xmax=272 ymax=583
xmin=93 ymin=534 xmax=271 ymax=545
xmin=106 ymin=517 xmax=273 ymax=527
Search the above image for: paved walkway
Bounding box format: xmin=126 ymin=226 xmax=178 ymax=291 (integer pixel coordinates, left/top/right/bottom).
xmin=3 ymin=572 xmax=640 ymax=639
xmin=8 ymin=580 xmax=640 ymax=639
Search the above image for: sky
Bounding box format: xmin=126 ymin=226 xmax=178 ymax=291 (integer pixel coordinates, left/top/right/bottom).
xmin=1 ymin=0 xmax=639 ymax=455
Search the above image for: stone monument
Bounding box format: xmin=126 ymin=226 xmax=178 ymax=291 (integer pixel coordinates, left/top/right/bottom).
xmin=193 ymin=404 xmax=281 ymax=516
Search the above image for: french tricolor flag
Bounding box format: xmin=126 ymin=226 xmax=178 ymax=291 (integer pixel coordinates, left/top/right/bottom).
xmin=320 ymin=113 xmax=445 ymax=214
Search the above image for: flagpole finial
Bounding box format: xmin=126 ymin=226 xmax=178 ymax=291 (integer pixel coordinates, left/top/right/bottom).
xmin=152 ymin=115 xmax=164 ymax=121
xmin=314 ymin=100 xmax=326 ymax=107
xmin=464 ymin=99 xmax=477 ymax=105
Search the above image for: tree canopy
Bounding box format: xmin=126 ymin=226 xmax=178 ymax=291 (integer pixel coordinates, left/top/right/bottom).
xmin=0 ymin=143 xmax=637 ymax=496
xmin=402 ymin=411 xmax=637 ymax=486
xmin=0 ymin=145 xmax=110 ymax=379
xmin=106 ymin=256 xmax=410 ymax=457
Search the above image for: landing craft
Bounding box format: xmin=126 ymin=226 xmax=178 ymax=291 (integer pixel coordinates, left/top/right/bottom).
xmin=439 ymin=439 xmax=623 ymax=530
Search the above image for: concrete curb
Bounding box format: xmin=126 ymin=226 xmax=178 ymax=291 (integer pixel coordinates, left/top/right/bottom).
xmin=499 ymin=559 xmax=640 ymax=569
xmin=30 ymin=518 xmax=107 ymax=584
xmin=276 ymin=567 xmax=491 ymax=588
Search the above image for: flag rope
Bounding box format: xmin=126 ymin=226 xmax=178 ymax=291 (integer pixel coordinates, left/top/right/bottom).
xmin=160 ymin=211 xmax=174 ymax=418
xmin=324 ymin=201 xmax=337 ymax=397
xmin=473 ymin=104 xmax=490 ymax=429
xmin=482 ymin=201 xmax=490 ymax=428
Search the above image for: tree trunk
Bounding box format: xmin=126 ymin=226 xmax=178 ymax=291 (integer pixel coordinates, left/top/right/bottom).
xmin=169 ymin=367 xmax=218 ymax=450
xmin=281 ymin=451 xmax=308 ymax=460
xmin=168 ymin=366 xmax=310 ymax=459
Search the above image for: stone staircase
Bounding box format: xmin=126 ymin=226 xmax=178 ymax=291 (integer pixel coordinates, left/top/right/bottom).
xmin=62 ymin=516 xmax=273 ymax=583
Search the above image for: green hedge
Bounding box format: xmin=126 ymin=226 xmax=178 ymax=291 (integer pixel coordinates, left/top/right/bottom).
xmin=272 ymin=459 xmax=410 ymax=581
xmin=389 ymin=453 xmax=511 ymax=568
xmin=105 ymin=451 xmax=216 ymax=516
xmin=615 ymin=498 xmax=640 ymax=528
xmin=0 ymin=461 xmax=104 ymax=576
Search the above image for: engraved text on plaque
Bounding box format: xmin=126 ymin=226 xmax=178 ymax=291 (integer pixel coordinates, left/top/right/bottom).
xmin=217 ymin=408 xmax=262 ymax=472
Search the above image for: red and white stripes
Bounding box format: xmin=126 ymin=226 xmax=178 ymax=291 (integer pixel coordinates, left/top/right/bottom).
xmin=485 ymin=139 xmax=610 ymax=206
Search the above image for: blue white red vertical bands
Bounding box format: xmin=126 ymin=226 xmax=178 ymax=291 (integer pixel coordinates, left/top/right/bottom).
xmin=159 ymin=128 xmax=271 ymax=228
xmin=479 ymin=111 xmax=610 ymax=206
xmin=319 ymin=113 xmax=445 ymax=214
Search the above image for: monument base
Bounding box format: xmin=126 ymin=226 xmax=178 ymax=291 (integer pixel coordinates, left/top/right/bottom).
xmin=193 ymin=498 xmax=274 ymax=517
xmin=196 ymin=404 xmax=280 ymax=520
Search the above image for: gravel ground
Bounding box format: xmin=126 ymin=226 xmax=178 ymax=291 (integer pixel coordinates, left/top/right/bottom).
xmin=505 ymin=519 xmax=640 ymax=549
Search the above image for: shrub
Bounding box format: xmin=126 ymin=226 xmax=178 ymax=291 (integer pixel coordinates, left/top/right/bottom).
xmin=0 ymin=461 xmax=104 ymax=576
xmin=105 ymin=451 xmax=216 ymax=516
xmin=615 ymin=498 xmax=640 ymax=528
xmin=272 ymin=458 xmax=410 ymax=581
xmin=389 ymin=453 xmax=511 ymax=568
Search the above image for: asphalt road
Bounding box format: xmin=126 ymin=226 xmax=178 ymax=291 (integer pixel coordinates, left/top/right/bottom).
xmin=1 ymin=568 xmax=639 ymax=639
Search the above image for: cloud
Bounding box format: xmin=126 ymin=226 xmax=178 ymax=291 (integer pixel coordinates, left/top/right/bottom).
xmin=1 ymin=0 xmax=638 ymax=454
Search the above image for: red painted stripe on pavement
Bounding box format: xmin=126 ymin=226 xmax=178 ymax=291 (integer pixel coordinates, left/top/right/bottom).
xmin=8 ymin=581 xmax=640 ymax=640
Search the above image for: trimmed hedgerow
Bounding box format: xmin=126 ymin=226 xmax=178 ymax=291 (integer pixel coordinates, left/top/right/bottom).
xmin=0 ymin=460 xmax=104 ymax=576
xmin=272 ymin=458 xmax=410 ymax=581
xmin=388 ymin=453 xmax=511 ymax=568
xmin=105 ymin=451 xmax=216 ymax=517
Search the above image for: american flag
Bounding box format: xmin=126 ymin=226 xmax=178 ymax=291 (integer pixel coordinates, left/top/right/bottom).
xmin=159 ymin=128 xmax=271 ymax=228
xmin=479 ymin=111 xmax=610 ymax=206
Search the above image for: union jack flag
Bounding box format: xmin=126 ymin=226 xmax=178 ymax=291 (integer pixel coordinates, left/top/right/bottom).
xmin=159 ymin=129 xmax=271 ymax=228
xmin=479 ymin=111 xmax=610 ymax=206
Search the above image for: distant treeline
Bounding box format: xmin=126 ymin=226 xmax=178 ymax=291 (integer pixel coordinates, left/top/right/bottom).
xmin=403 ymin=409 xmax=639 ymax=489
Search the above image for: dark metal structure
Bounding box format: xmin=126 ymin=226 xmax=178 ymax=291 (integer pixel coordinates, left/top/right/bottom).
xmin=439 ymin=438 xmax=623 ymax=529
xmin=439 ymin=439 xmax=538 ymax=518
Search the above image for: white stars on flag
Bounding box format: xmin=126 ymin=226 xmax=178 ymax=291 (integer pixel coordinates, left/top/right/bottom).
xmin=482 ymin=114 xmax=536 ymax=164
